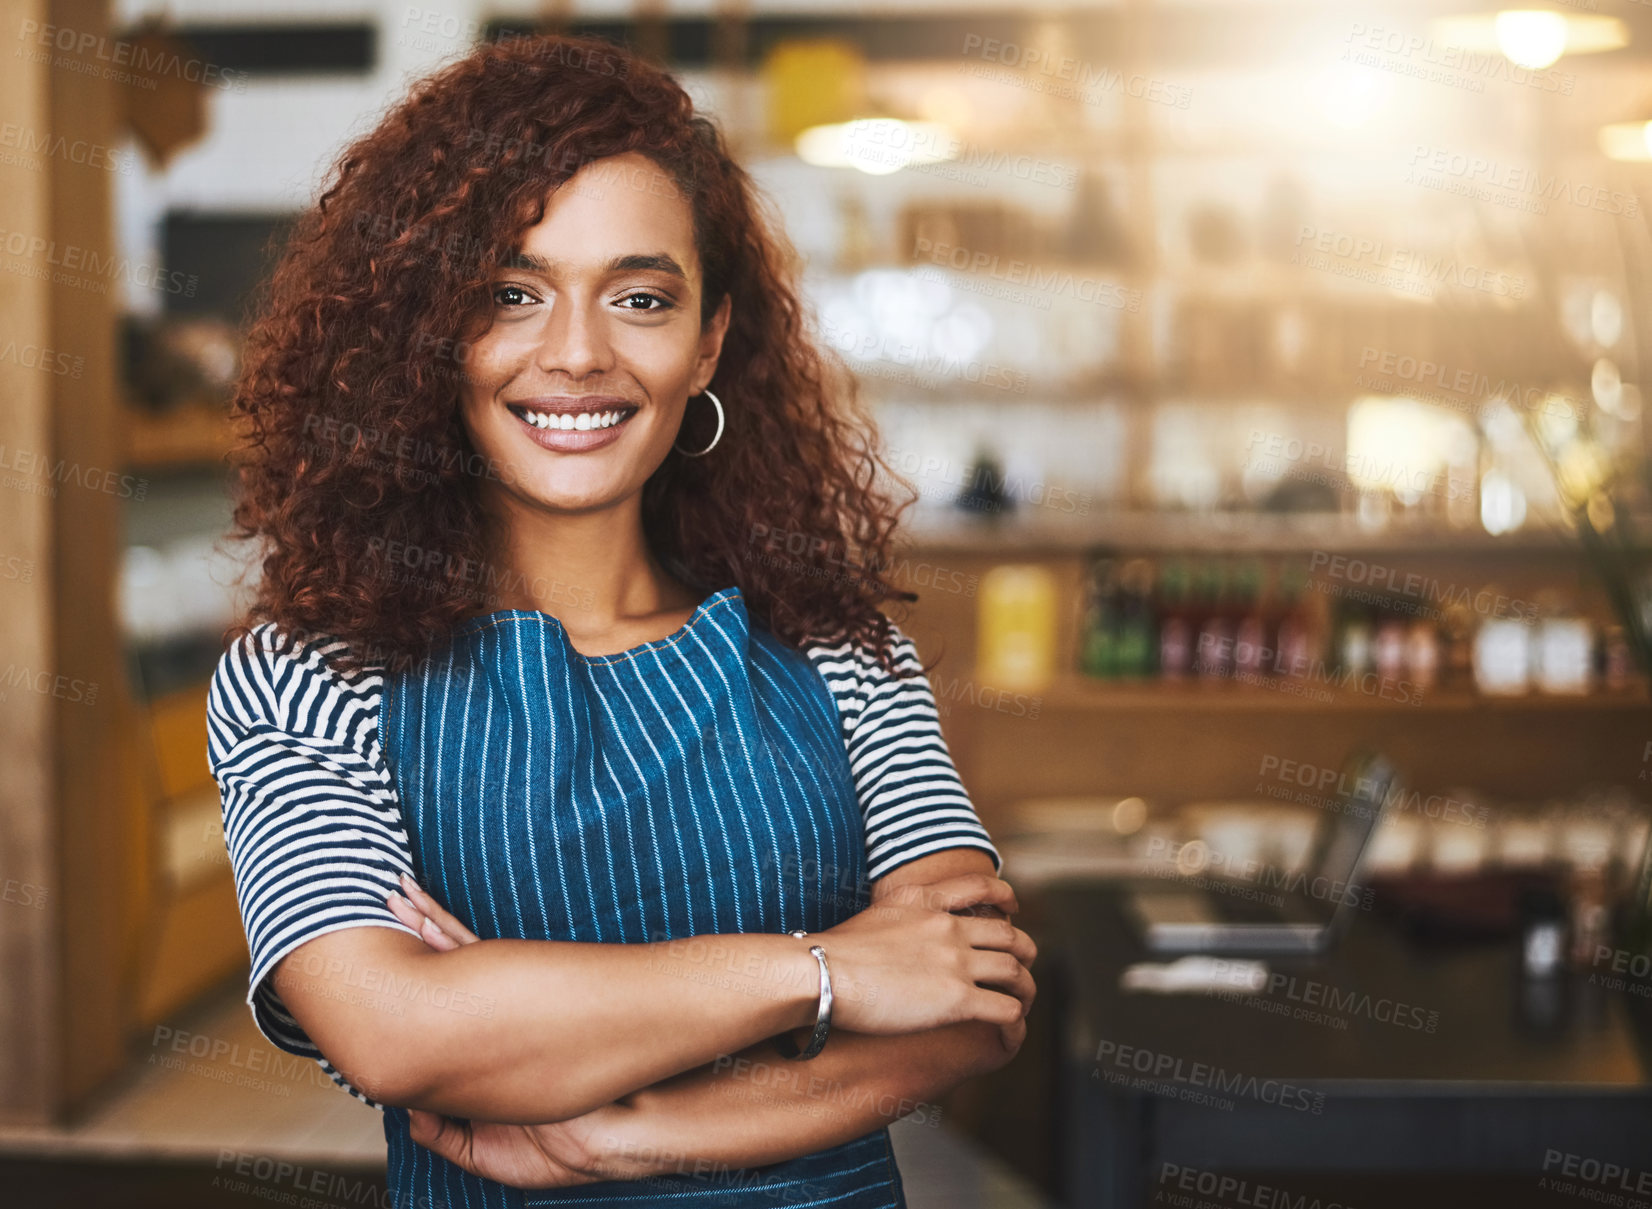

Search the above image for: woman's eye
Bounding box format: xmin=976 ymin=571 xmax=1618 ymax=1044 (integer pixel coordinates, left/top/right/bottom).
xmin=493 ymin=285 xmax=537 ymax=307
xmin=619 ymin=292 xmax=672 ymax=312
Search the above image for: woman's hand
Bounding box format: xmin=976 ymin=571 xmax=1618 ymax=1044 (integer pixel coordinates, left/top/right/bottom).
xmin=387 ymin=872 xmax=481 ymax=950
xmin=384 ymin=871 xmax=1037 ymax=1182
xmin=386 ymin=875 xmax=622 ymax=1189
xmin=816 ymin=873 xmax=1037 ymax=1040
xmin=405 ymin=1106 xmax=611 ymax=1190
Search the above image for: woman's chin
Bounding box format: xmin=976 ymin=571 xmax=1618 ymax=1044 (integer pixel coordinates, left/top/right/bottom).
xmin=505 ymin=474 xmax=638 ymax=516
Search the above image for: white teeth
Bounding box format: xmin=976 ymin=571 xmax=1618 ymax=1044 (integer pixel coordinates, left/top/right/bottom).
xmin=518 ymin=408 xmax=631 ymax=431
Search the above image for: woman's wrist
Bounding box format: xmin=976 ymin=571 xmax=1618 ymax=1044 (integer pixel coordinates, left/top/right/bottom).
xmin=642 ymin=932 xmax=824 ymax=1039
xmin=577 ymin=1087 xmax=730 ymax=1182
xmin=773 ymin=933 xmax=830 ymax=1034
xmin=571 ymin=1099 xmax=660 ymax=1180
xmin=772 ymin=935 xmax=832 ymax=1059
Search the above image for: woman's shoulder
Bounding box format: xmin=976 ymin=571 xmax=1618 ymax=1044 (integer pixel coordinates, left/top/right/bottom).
xmin=800 ymin=618 xmax=924 ymax=685
xmin=798 ymin=622 xmax=934 ymax=737
xmin=208 ymin=621 xmax=387 ymax=740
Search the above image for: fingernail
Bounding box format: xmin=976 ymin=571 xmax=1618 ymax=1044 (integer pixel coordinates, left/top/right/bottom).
xmin=399 ymin=872 xmax=415 ymax=890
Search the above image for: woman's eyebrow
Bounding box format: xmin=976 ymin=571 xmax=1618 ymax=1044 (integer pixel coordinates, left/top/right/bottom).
xmin=503 ymin=250 xmax=688 ymax=281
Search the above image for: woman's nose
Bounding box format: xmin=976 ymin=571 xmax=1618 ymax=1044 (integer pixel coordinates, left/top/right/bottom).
xmin=535 ymin=299 xmax=614 ymax=379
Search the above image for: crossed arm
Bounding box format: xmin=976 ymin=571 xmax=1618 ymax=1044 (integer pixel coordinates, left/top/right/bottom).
xmin=387 ymin=846 xmax=1031 ymax=1187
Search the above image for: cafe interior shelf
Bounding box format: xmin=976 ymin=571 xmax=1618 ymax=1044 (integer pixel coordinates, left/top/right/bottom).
xmin=903 ymin=510 xmax=1627 ymax=556
xmin=1016 ymin=674 xmax=1652 ymax=712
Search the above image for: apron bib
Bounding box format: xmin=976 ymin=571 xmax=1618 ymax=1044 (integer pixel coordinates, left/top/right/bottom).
xmin=378 ymin=586 xmax=908 ymax=1208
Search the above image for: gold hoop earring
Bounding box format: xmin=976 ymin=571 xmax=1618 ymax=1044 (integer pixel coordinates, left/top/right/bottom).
xmin=673 ymin=389 xmax=724 ymax=458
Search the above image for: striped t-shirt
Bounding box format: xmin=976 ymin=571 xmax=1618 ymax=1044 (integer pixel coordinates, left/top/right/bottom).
xmin=205 ymin=616 xmax=1001 ymax=1108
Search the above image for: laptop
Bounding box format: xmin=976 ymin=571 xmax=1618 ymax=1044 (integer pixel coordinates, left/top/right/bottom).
xmin=1126 ymin=751 xmax=1399 ymax=956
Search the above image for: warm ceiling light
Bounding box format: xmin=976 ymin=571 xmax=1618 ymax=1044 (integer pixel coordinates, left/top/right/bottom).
xmin=1495 ymin=10 xmax=1569 ymax=68
xmin=1434 ymin=10 xmax=1628 ymax=69
xmin=1597 ymin=120 xmax=1652 ymax=161
xmin=794 ymin=118 xmax=957 ymax=175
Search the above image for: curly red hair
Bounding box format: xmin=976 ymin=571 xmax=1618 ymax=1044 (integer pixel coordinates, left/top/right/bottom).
xmin=224 ymin=32 xmax=924 ymax=678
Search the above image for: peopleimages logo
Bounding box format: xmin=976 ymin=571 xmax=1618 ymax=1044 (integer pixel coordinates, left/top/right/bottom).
xmin=16 ymin=20 xmax=250 ymax=92
xmin=1540 ymin=1149 xmax=1652 ymax=1201
xmin=1292 ymin=225 xmax=1525 ymax=298
xmin=1157 ymin=1164 xmax=1360 ymax=1209
xmin=1212 ymin=962 xmax=1440 ymax=1033
xmin=910 ymin=236 xmax=1141 ymax=311
xmin=1353 ymin=346 xmax=1584 ymax=423
xmin=0 ymin=339 xmax=83 ymax=376
xmin=1308 ymin=551 xmax=1540 ymax=625
xmin=1144 ymin=835 xmax=1376 ymax=911
xmin=958 ymin=32 xmax=1193 ymax=109
xmin=0 ymin=121 xmax=135 ymax=176
xmin=1341 ymin=23 xmax=1574 ymax=95
xmin=0 ymin=227 xmax=197 ymax=297
xmin=0 ymin=443 xmax=147 ymax=501
xmin=1255 ymin=754 xmax=1491 ymax=829
xmin=1407 ymin=143 xmax=1638 ymax=218
xmin=1093 ymin=1039 xmax=1325 ymax=1114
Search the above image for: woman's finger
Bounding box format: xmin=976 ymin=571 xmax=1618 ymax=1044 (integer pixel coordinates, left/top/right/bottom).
xmin=903 ymin=874 xmax=1019 ymax=918
xmin=958 ymin=915 xmax=1038 ymax=969
xmin=388 ymin=891 xmax=465 ymax=950
xmin=409 ymin=1110 xmax=475 ymax=1170
xmin=398 ymin=872 xmax=482 ymax=944
xmin=968 ymin=949 xmax=1037 ymax=1016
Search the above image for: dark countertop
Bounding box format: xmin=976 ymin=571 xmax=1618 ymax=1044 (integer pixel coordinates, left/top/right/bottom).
xmin=1034 ymin=880 xmax=1652 ymax=1092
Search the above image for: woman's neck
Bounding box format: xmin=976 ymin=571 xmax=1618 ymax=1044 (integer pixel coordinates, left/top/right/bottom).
xmin=477 ymin=490 xmax=702 ymax=646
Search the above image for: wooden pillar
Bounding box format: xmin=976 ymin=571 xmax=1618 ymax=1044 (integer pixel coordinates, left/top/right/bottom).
xmin=0 ymin=0 xmax=131 ymax=1123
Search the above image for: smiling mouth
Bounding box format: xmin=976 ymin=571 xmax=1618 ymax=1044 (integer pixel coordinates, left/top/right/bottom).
xmin=506 ymin=403 xmax=638 ymax=432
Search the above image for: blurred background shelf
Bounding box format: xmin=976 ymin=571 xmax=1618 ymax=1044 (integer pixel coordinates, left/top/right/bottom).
xmin=122 ymin=402 xmax=235 ymax=472
xmin=1025 ymin=673 xmax=1652 ymax=711
xmin=903 ymin=509 xmax=1642 ymax=554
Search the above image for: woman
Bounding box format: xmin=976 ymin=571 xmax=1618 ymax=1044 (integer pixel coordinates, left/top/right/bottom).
xmin=207 ymin=30 xmax=1035 ymax=1209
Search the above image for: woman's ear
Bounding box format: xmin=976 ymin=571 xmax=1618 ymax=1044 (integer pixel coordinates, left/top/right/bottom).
xmin=696 ymin=293 xmax=732 ymax=388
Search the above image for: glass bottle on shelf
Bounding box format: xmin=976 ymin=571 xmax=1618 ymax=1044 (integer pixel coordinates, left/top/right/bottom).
xmin=978 ymin=564 xmax=1058 ymax=692
xmin=1156 ymin=560 xmax=1193 ymax=681
xmin=1195 ymin=559 xmax=1236 ymax=681
xmin=1116 ymin=559 xmax=1157 ymax=678
xmin=1533 ymin=592 xmax=1593 ymax=696
xmin=956 ymin=446 xmax=1014 ymax=516
xmin=1473 ymin=616 xmax=1532 ymax=696
xmin=1078 ymin=550 xmax=1121 ymax=679
xmin=1336 ymin=600 xmax=1374 ymax=679
xmin=1568 ymin=860 xmax=1611 ymax=970
xmin=1438 ymin=599 xmax=1477 ymax=689
xmin=1373 ymin=606 xmax=1407 ymax=683
xmin=1273 ymin=560 xmax=1314 ymax=679
xmin=1405 ymin=617 xmax=1441 ymax=691
xmin=1602 ymin=624 xmax=1634 ymax=691
xmin=1233 ymin=559 xmax=1268 ymax=679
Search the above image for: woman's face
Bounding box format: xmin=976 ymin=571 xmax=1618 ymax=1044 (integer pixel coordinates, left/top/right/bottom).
xmin=458 ymin=150 xmax=730 ymax=515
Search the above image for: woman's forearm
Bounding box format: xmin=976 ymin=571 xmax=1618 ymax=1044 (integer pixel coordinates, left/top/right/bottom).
xmin=273 ymin=925 xmax=821 ymax=1123
xmin=576 ymin=1021 xmax=1008 ymax=1178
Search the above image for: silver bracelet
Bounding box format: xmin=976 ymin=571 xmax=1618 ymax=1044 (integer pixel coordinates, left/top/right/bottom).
xmin=773 ymin=929 xmax=832 ymax=1060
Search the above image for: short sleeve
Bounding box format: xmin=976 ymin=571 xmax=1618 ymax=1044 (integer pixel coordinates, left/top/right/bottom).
xmin=805 ymin=622 xmax=1003 ymax=882
xmin=205 ymin=624 xmax=421 ymax=1108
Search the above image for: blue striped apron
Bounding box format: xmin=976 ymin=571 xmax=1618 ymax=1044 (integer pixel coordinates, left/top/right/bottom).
xmin=377 ymin=585 xmax=909 ymax=1208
